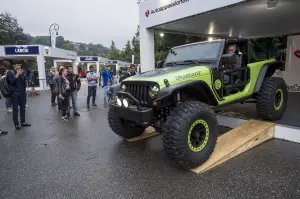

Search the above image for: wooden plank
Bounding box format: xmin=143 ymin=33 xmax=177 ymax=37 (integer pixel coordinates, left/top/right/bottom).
xmin=126 ymin=127 xmax=158 ymax=142
xmin=191 ymin=120 xmax=275 ymax=174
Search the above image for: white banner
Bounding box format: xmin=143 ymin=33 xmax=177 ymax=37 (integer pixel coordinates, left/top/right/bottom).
xmin=282 ymin=35 xmax=300 ymax=92
xmin=50 ymin=31 xmax=57 ymax=48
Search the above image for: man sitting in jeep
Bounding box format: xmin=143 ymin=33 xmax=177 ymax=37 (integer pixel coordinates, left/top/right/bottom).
xmin=224 ymin=44 xmax=242 ymax=84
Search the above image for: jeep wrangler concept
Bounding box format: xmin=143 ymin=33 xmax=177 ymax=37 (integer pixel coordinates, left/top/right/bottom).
xmin=108 ymin=39 xmax=287 ymax=169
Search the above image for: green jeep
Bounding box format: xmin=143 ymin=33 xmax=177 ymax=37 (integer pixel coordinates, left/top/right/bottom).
xmin=108 ymin=39 xmax=287 ymax=169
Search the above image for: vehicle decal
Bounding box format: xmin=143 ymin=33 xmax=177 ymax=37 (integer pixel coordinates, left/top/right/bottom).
xmin=174 ymin=71 xmax=201 ymax=81
xmin=214 ymin=79 xmax=222 ymax=90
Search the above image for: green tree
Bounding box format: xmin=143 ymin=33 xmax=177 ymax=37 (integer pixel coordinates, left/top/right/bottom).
xmin=122 ymin=40 xmax=132 ymax=62
xmin=131 ymin=26 xmax=140 ymax=64
xmin=0 ymin=12 xmax=30 ymax=45
xmin=108 ymin=40 xmax=120 ymax=60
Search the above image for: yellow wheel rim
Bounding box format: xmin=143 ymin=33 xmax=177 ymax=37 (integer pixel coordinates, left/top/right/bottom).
xmin=188 ymin=119 xmax=209 ymax=152
xmin=274 ymin=89 xmax=283 ymax=111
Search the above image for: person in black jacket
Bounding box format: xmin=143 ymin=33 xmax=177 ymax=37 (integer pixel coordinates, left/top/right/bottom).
xmin=66 ymin=66 xmax=81 ymax=116
xmin=7 ymin=61 xmax=31 ymax=130
xmin=58 ymin=67 xmax=71 ymax=121
xmin=119 ymin=64 xmax=137 ymax=83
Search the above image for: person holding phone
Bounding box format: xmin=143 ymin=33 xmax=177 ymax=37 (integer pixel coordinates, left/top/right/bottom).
xmin=7 ymin=61 xmax=31 ymax=130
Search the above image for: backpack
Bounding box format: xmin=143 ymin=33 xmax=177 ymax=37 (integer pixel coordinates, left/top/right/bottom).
xmin=0 ymin=75 xmax=12 ymax=98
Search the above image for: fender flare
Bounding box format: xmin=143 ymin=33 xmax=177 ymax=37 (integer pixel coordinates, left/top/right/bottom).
xmin=254 ymin=61 xmax=283 ymax=93
xmin=156 ymin=80 xmax=218 ymax=106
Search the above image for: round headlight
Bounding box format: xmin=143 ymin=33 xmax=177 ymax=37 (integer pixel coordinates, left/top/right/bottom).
xmin=122 ymin=99 xmax=129 ymax=108
xmin=150 ymin=85 xmax=160 ymax=97
xmin=116 ymin=98 xmax=122 ymax=106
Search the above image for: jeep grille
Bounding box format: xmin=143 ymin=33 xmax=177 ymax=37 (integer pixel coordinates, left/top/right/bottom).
xmin=122 ymin=81 xmax=158 ymax=107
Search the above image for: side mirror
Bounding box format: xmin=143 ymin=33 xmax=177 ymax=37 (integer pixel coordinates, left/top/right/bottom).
xmin=221 ymin=53 xmax=237 ymax=65
xmin=156 ymin=61 xmax=164 ymax=69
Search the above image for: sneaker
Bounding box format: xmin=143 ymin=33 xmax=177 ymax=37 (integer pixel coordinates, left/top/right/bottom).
xmin=7 ymin=108 xmax=12 ymax=113
xmin=74 ymin=112 xmax=80 ymax=116
xmin=15 ymin=125 xmax=22 ymax=130
xmin=0 ymin=130 xmax=8 ymax=136
xmin=61 ymin=116 xmax=69 ymax=121
xmin=51 ymin=103 xmax=56 ymax=107
xmin=21 ymin=123 xmax=31 ymax=127
xmin=25 ymin=104 xmax=29 ymax=108
xmin=92 ymin=103 xmax=97 ymax=106
xmin=87 ymin=104 xmax=90 ymax=109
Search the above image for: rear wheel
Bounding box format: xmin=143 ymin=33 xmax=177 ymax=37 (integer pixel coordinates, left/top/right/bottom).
xmin=162 ymin=101 xmax=218 ymax=170
xmin=256 ymin=77 xmax=288 ymax=121
xmin=108 ymin=106 xmax=146 ymax=139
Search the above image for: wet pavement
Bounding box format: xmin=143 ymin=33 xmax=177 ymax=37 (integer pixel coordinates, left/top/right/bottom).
xmin=0 ymin=82 xmax=300 ymax=199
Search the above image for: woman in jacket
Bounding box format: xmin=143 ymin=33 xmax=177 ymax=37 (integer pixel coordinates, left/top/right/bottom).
xmin=58 ymin=67 xmax=70 ymax=121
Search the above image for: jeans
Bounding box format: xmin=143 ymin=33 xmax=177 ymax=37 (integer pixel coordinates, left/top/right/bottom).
xmin=50 ymin=84 xmax=57 ymax=104
xmin=87 ymin=86 xmax=97 ymax=105
xmin=61 ymin=93 xmax=70 ymax=117
xmin=67 ymin=91 xmax=78 ymax=114
xmin=6 ymin=97 xmax=12 ymax=109
xmin=12 ymin=94 xmax=26 ymax=126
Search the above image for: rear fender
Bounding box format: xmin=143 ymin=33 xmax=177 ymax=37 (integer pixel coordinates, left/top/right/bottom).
xmin=254 ymin=61 xmax=284 ymax=93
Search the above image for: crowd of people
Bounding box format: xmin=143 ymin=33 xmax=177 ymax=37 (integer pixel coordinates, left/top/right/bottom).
xmin=0 ymin=62 xmax=137 ymax=135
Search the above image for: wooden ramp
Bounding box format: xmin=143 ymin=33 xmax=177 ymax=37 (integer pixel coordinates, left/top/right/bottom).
xmin=191 ymin=120 xmax=275 ymax=174
xmin=126 ymin=127 xmax=158 ymax=142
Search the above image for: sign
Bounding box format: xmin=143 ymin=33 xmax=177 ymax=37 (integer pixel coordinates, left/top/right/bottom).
xmin=280 ymin=35 xmax=300 ymax=92
xmin=4 ymin=46 xmax=40 ymax=55
xmin=79 ymin=56 xmax=98 ymax=62
xmin=139 ymin=0 xmax=245 ymax=28
xmin=108 ymin=60 xmax=118 ymax=64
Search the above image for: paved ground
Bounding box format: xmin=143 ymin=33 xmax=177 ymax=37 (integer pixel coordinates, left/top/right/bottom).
xmin=0 ymin=82 xmax=300 ymax=199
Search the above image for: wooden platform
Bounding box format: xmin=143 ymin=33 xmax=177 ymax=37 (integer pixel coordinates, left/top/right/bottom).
xmin=126 ymin=127 xmax=158 ymax=142
xmin=191 ymin=120 xmax=275 ymax=174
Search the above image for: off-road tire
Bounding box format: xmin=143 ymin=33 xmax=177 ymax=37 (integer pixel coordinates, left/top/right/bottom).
xmin=108 ymin=106 xmax=146 ymax=139
xmin=162 ymin=101 xmax=218 ymax=170
xmin=256 ymin=77 xmax=288 ymax=121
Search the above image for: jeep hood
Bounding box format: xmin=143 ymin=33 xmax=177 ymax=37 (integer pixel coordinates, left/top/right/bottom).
xmin=123 ymin=65 xmax=212 ymax=87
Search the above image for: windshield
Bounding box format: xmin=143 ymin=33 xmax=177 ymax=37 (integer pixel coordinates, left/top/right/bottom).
xmin=164 ymin=41 xmax=223 ymax=66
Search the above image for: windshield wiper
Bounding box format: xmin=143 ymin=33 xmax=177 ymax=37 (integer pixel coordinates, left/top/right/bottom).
xmin=183 ymin=60 xmax=199 ymax=64
xmin=165 ymin=62 xmax=176 ymax=66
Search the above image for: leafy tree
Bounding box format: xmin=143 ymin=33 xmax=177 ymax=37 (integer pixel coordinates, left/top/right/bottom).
xmin=122 ymin=40 xmax=132 ymax=62
xmin=131 ymin=26 xmax=140 ymax=64
xmin=108 ymin=40 xmax=120 ymax=60
xmin=0 ymin=12 xmax=30 ymax=45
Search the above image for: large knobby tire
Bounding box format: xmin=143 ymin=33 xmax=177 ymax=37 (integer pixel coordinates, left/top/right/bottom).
xmin=108 ymin=106 xmax=146 ymax=139
xmin=256 ymin=77 xmax=288 ymax=121
xmin=162 ymin=101 xmax=218 ymax=170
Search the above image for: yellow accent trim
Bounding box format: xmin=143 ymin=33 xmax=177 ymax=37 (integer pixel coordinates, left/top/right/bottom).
xmin=274 ymin=88 xmax=283 ymax=111
xmin=188 ymin=120 xmax=209 ymax=152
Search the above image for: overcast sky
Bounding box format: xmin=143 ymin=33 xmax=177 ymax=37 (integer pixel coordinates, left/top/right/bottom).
xmin=0 ymin=0 xmax=139 ymax=49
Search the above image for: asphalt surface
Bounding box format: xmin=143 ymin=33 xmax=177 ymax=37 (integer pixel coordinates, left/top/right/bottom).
xmin=0 ymin=82 xmax=300 ymax=199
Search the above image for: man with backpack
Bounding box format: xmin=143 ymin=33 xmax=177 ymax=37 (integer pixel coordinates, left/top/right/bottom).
xmin=6 ymin=61 xmax=31 ymax=130
xmin=66 ymin=66 xmax=81 ymax=116
xmin=48 ymin=67 xmax=58 ymax=106
xmin=0 ymin=70 xmax=13 ymax=112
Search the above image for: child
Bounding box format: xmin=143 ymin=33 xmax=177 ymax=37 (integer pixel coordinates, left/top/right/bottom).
xmin=104 ymin=80 xmax=113 ymax=104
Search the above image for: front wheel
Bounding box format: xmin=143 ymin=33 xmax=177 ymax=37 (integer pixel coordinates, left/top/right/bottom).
xmin=108 ymin=106 xmax=146 ymax=139
xmin=256 ymin=77 xmax=288 ymax=121
xmin=162 ymin=101 xmax=218 ymax=170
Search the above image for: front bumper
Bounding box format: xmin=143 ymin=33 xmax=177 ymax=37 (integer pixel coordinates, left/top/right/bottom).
xmin=111 ymin=105 xmax=153 ymax=124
